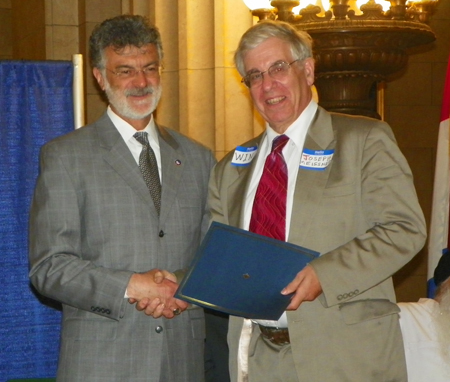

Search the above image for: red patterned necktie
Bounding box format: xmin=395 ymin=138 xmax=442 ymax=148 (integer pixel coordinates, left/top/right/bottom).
xmin=249 ymin=134 xmax=289 ymax=241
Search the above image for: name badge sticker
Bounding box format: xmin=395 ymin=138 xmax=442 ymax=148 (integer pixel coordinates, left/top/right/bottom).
xmin=300 ymin=149 xmax=334 ymax=171
xmin=231 ymin=145 xmax=258 ymax=166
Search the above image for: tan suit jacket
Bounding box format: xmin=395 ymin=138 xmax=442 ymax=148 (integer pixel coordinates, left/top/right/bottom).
xmin=208 ymin=107 xmax=426 ymax=381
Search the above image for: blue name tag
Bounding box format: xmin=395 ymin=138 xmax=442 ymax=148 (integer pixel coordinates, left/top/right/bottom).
xmin=300 ymin=149 xmax=334 ymax=171
xmin=231 ymin=145 xmax=258 ymax=166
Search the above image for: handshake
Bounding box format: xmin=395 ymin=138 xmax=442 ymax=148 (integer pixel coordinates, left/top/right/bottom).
xmin=126 ymin=269 xmax=188 ymax=319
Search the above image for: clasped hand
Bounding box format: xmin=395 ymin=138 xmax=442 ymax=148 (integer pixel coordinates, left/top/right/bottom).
xmin=127 ymin=269 xmax=187 ymax=319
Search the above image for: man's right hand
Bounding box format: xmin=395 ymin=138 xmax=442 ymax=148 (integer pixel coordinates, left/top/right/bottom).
xmin=126 ymin=269 xmax=188 ymax=318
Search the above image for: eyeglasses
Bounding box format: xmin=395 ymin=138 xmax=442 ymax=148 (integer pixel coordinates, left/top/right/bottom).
xmin=106 ymin=64 xmax=160 ymax=79
xmin=241 ymin=60 xmax=300 ymax=88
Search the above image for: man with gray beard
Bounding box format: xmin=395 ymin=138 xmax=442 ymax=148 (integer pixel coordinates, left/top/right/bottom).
xmin=398 ymin=253 xmax=450 ymax=382
xmin=28 ymin=15 xmax=215 ymax=382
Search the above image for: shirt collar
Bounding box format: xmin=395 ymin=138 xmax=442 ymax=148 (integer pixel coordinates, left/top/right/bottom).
xmin=107 ymin=106 xmax=158 ymax=142
xmin=265 ymin=100 xmax=318 ymax=148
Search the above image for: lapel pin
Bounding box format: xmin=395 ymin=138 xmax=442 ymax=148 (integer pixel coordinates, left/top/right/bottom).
xmin=175 ymin=159 xmax=182 ymax=166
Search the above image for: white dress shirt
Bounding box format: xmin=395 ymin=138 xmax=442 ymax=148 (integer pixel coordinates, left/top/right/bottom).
xmin=243 ymin=100 xmax=318 ymax=328
xmin=237 ymin=101 xmax=318 ymax=381
xmin=107 ymin=106 xmax=162 ymax=181
xmin=107 ymin=106 xmax=161 ymax=299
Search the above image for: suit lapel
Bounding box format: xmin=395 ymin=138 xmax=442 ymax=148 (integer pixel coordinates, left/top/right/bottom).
xmin=227 ymin=134 xmax=265 ymax=228
xmin=227 ymin=167 xmax=252 ymax=228
xmin=288 ymin=107 xmax=335 ymax=246
xmin=96 ymin=113 xmax=155 ymax=209
xmin=157 ymin=125 xmax=184 ymax=222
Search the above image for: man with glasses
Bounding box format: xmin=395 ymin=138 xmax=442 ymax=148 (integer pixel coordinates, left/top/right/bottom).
xmin=29 ymin=15 xmax=215 ymax=382
xmin=207 ymin=20 xmax=426 ymax=381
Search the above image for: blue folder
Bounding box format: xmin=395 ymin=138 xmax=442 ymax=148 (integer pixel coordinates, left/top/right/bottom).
xmin=175 ymin=222 xmax=319 ymax=320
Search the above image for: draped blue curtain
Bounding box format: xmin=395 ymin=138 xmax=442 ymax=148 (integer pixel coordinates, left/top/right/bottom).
xmin=0 ymin=60 xmax=75 ymax=381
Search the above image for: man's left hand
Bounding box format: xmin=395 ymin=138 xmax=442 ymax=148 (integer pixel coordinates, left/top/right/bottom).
xmin=281 ymin=265 xmax=322 ymax=310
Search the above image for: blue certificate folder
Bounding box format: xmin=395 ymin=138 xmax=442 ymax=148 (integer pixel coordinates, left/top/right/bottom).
xmin=175 ymin=222 xmax=319 ymax=320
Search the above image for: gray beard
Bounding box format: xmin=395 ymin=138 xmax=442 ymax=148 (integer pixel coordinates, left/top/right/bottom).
xmin=104 ymin=79 xmax=162 ymax=120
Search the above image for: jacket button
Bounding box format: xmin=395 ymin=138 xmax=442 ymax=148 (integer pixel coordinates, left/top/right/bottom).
xmin=159 ymin=230 xmax=164 ymax=237
xmin=155 ymin=326 xmax=163 ymax=333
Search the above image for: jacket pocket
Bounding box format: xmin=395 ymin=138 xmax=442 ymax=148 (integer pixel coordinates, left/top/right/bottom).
xmin=339 ymin=299 xmax=400 ymax=325
xmin=63 ymin=317 xmax=117 ymax=341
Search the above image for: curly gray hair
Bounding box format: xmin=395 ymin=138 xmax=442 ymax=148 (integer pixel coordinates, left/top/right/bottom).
xmin=89 ymin=14 xmax=163 ymax=69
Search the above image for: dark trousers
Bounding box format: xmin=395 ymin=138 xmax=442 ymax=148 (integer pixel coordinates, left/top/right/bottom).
xmin=204 ymin=309 xmax=230 ymax=382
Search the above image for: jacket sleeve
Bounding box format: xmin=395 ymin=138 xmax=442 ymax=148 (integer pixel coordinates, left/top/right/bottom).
xmin=310 ymin=122 xmax=426 ymax=308
xmin=28 ymin=142 xmax=132 ymax=320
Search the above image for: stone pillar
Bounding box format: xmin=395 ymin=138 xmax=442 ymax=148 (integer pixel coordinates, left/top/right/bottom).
xmin=213 ymin=0 xmax=263 ymax=159
xmin=80 ymin=0 xmax=122 ymax=123
xmin=44 ymin=0 xmax=79 ymax=60
xmin=148 ymin=0 xmax=262 ymax=157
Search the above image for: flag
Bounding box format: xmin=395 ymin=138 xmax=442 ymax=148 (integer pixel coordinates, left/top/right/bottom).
xmin=427 ymin=55 xmax=450 ymax=297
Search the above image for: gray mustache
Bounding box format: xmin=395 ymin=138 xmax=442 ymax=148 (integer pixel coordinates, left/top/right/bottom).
xmin=125 ymin=87 xmax=155 ymax=97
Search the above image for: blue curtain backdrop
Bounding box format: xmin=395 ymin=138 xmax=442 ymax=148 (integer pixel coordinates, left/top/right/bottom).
xmin=0 ymin=60 xmax=75 ymax=381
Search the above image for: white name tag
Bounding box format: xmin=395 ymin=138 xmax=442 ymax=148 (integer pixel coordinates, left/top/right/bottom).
xmin=231 ymin=145 xmax=258 ymax=166
xmin=300 ymin=149 xmax=334 ymax=171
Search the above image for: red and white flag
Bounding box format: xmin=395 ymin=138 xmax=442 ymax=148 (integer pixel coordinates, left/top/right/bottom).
xmin=427 ymin=55 xmax=450 ymax=296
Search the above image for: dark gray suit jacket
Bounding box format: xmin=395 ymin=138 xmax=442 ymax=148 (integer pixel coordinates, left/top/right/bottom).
xmin=29 ymin=113 xmax=216 ymax=382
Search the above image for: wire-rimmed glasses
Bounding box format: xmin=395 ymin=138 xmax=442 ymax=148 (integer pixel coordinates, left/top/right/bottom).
xmin=241 ymin=60 xmax=299 ymax=88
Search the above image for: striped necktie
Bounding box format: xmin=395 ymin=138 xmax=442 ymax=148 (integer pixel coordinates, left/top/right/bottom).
xmin=134 ymin=132 xmax=161 ymax=215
